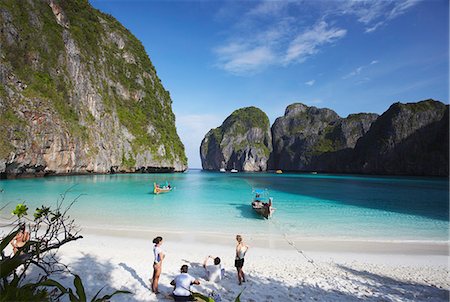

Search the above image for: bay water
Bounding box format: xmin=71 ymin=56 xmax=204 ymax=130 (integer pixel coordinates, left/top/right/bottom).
xmin=0 ymin=170 xmax=448 ymax=242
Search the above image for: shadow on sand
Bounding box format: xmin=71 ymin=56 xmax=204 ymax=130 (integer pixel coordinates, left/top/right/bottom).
xmin=182 ymin=260 xmax=449 ymax=302
xmin=23 ymin=251 xmax=449 ymax=302
xmin=119 ymin=262 xmax=150 ymax=290
xmin=337 ymin=264 xmax=449 ymax=302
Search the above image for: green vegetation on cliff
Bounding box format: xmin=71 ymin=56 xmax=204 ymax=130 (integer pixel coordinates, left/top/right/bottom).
xmin=311 ymin=125 xmax=339 ymax=155
xmin=403 ymin=99 xmax=445 ymax=113
xmin=200 ymin=106 xmax=272 ymax=171
xmin=0 ymin=108 xmax=25 ymax=158
xmin=0 ymin=0 xmax=187 ymax=169
xmin=223 ymin=106 xmax=270 ymax=135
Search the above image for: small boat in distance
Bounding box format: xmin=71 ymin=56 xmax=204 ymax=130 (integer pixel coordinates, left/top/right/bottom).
xmin=251 ymin=188 xmax=275 ymax=219
xmin=153 ymin=182 xmax=172 ymax=194
xmin=276 ymin=170 xmax=283 ymax=174
xmin=220 ymin=168 xmax=226 ymax=173
xmin=231 ymin=169 xmax=238 ymax=173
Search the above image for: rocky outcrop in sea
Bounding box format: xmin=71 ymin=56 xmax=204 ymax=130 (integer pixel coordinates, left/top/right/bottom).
xmin=200 ymin=107 xmax=272 ymax=171
xmin=270 ymin=103 xmax=379 ymax=171
xmin=346 ymin=100 xmax=449 ymax=176
xmin=201 ymin=99 xmax=448 ymax=176
xmin=271 ymin=100 xmax=448 ymax=176
xmin=0 ymin=0 xmax=187 ymax=178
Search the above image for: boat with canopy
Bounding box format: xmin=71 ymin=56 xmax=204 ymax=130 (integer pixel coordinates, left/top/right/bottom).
xmin=153 ymin=181 xmax=172 ymax=194
xmin=251 ymin=188 xmax=275 ymax=219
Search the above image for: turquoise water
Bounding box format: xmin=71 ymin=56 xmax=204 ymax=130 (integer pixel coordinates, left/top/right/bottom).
xmin=0 ymin=170 xmax=448 ymax=241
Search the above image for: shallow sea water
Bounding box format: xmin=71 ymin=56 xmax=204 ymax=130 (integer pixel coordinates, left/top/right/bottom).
xmin=0 ymin=170 xmax=448 ymax=241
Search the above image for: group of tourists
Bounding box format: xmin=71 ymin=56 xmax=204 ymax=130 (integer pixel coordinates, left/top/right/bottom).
xmin=9 ymin=224 xmax=250 ymax=301
xmin=151 ymin=234 xmax=249 ymax=301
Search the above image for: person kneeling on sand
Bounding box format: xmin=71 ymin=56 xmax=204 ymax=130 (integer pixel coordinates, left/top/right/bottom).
xmin=170 ymin=265 xmax=200 ymax=301
xmin=203 ymin=255 xmax=224 ymax=282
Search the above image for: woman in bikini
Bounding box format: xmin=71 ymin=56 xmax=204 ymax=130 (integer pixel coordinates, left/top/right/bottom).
xmin=10 ymin=223 xmax=30 ymax=254
xmin=151 ymin=236 xmax=165 ymax=294
xmin=234 ymin=234 xmax=249 ymax=285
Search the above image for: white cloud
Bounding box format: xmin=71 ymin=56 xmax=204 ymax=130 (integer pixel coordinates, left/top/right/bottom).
xmin=343 ymin=60 xmax=379 ymax=79
xmin=365 ymin=21 xmax=384 ymax=33
xmin=284 ymin=21 xmax=346 ymax=64
xmin=247 ymin=1 xmax=289 ymax=18
xmin=343 ymin=66 xmax=363 ymax=79
xmin=213 ymin=0 xmax=419 ymax=75
xmin=305 ymin=80 xmax=315 ymax=86
xmin=336 ymin=0 xmax=422 ymax=33
xmin=215 ymin=20 xmax=346 ymax=75
xmin=388 ymin=0 xmax=421 ymax=20
xmin=215 ymin=44 xmax=275 ymax=75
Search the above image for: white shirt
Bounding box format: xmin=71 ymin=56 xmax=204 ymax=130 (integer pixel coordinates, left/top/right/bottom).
xmin=173 ymin=273 xmax=196 ymax=296
xmin=153 ymin=245 xmax=163 ymax=263
xmin=205 ymin=265 xmax=222 ymax=282
xmin=236 ymin=245 xmax=247 ymax=259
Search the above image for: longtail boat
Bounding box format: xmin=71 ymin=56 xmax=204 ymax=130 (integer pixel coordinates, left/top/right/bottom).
xmin=251 ymin=188 xmax=275 ymax=219
xmin=153 ymin=182 xmax=172 ymax=194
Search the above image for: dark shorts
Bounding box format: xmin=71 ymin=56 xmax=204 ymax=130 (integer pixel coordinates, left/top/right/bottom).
xmin=235 ymin=258 xmax=244 ymax=268
xmin=173 ymin=294 xmax=195 ymax=301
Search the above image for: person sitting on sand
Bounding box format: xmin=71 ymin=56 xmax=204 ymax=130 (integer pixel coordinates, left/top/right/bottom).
xmin=10 ymin=223 xmax=30 ymax=255
xmin=203 ymin=255 xmax=224 ymax=282
xmin=170 ymin=264 xmax=200 ymax=301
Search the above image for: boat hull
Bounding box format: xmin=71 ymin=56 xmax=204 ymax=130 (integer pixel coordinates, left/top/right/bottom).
xmin=153 ymin=182 xmax=172 ymax=194
xmin=251 ymin=202 xmax=275 ymax=219
xmin=154 ymin=187 xmax=172 ymax=194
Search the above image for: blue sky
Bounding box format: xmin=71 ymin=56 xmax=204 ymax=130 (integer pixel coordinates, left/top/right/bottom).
xmin=90 ymin=0 xmax=449 ymax=168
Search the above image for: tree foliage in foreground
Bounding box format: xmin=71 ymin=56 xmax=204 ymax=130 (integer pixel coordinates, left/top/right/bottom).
xmin=0 ymin=189 xmax=131 ymax=301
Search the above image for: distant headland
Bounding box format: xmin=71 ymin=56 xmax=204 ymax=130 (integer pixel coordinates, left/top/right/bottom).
xmin=200 ymin=99 xmax=449 ymax=177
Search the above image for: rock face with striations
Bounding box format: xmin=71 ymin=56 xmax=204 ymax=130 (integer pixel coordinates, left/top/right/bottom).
xmin=200 ymin=107 xmax=272 ymax=171
xmin=270 ymin=99 xmax=448 ymax=176
xmin=0 ymin=0 xmax=187 ymax=177
xmin=347 ymin=100 xmax=449 ymax=176
xmin=270 ymin=103 xmax=378 ymax=171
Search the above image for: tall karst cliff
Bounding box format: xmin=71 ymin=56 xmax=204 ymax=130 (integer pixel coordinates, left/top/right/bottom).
xmin=271 ymin=103 xmax=378 ymax=171
xmin=200 ymin=107 xmax=272 ymax=171
xmin=346 ymin=100 xmax=449 ymax=176
xmin=200 ymin=100 xmax=448 ymax=176
xmin=270 ymin=100 xmax=448 ymax=176
xmin=0 ymin=0 xmax=187 ymax=177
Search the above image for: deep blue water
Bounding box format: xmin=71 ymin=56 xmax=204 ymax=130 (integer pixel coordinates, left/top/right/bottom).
xmin=0 ymin=170 xmax=448 ymax=241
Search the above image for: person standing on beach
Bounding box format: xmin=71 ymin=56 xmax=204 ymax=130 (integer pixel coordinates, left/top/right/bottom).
xmin=151 ymin=236 xmax=165 ymax=294
xmin=235 ymin=234 xmax=249 ymax=285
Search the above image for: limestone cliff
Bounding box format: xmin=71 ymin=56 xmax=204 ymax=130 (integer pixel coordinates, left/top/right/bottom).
xmin=200 ymin=107 xmax=272 ymax=171
xmin=0 ymin=0 xmax=187 ymax=177
xmin=270 ymin=100 xmax=448 ymax=176
xmin=347 ymin=100 xmax=449 ymax=176
xmin=270 ymin=103 xmax=378 ymax=171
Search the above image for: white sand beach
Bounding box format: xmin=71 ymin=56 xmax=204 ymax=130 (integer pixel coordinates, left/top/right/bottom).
xmin=14 ymin=228 xmax=448 ymax=302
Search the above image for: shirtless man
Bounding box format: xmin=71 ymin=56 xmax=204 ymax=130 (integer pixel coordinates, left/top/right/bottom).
xmin=10 ymin=223 xmax=30 ymax=254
